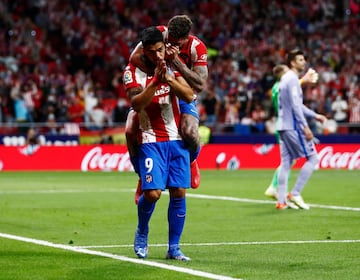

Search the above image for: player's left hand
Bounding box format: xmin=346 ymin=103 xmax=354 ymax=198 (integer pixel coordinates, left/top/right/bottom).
xmin=165 ymin=43 xmax=180 ymax=62
xmin=315 ymin=114 xmax=327 ymax=124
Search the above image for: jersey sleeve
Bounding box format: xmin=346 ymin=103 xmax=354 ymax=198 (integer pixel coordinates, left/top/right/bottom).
xmin=192 ymin=37 xmax=208 ymax=67
xmin=302 ymin=104 xmax=317 ymax=119
xmin=122 ymin=64 xmax=141 ymax=90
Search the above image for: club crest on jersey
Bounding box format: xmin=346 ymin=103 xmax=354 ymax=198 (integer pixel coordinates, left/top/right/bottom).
xmin=146 ymin=174 xmax=153 ymax=183
xmin=123 ymin=70 xmax=133 ymax=84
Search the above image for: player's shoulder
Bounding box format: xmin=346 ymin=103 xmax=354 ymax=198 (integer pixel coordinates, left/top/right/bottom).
xmin=188 ymin=34 xmax=206 ymax=45
xmin=156 ymin=25 xmax=168 ymax=40
xmin=282 ymin=70 xmax=298 ymax=82
xmin=156 ymin=25 xmax=167 ymax=32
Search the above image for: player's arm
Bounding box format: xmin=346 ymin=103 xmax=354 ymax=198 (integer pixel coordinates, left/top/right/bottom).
xmin=127 ymin=82 xmax=158 ymax=113
xmin=159 ymin=60 xmax=194 ymax=103
xmin=166 ymin=44 xmax=208 ymax=93
xmin=302 ymin=105 xmax=327 ymax=124
xmin=172 ymin=59 xmax=208 ymax=93
xmin=167 ymin=75 xmax=194 ymax=103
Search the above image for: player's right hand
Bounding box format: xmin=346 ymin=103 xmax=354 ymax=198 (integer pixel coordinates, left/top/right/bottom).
xmin=302 ymin=68 xmax=319 ymax=84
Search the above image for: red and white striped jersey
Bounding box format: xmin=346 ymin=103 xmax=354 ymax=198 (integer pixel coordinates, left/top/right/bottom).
xmin=157 ymin=25 xmax=208 ymax=70
xmin=123 ymin=64 xmax=182 ymax=143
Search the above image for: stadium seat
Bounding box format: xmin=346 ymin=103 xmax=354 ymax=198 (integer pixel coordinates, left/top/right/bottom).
xmin=234 ymin=124 xmax=251 ymax=135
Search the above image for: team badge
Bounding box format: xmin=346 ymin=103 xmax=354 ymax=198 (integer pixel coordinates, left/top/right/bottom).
xmin=146 ymin=174 xmax=153 ymax=183
xmin=123 ymin=70 xmax=133 ymax=84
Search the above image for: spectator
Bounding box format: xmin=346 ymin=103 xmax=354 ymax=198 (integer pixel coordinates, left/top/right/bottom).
xmin=88 ymin=97 xmax=109 ymax=130
xmin=67 ymin=96 xmax=84 ymax=124
xmin=224 ymin=91 xmax=240 ymax=125
xmin=348 ymin=94 xmax=360 ymax=133
xmin=331 ymin=92 xmax=348 ymax=123
xmin=10 ymin=80 xmax=33 ymax=133
xmin=112 ymin=98 xmax=130 ymax=124
xmin=251 ymin=102 xmax=266 ymax=132
xmin=201 ymin=84 xmax=221 ymax=127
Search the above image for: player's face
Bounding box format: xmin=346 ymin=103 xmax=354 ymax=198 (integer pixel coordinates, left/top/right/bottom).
xmin=143 ymin=42 xmax=166 ymax=64
xmin=293 ymin=55 xmax=306 ymax=72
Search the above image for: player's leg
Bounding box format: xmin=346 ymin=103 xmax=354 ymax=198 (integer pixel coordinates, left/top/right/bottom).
xmin=134 ymin=142 xmax=167 ymax=258
xmin=265 ymin=133 xmax=280 ymax=199
xmin=264 ymin=166 xmax=280 ymax=199
xmin=179 ymin=100 xmax=201 ymax=189
xmin=276 ymin=132 xmax=299 ymax=209
xmin=288 ymin=139 xmax=319 ymax=210
xmin=166 ymin=140 xmax=191 ymax=261
xmin=265 ymin=161 xmax=296 ymax=200
xmin=125 ymin=109 xmax=142 ymax=204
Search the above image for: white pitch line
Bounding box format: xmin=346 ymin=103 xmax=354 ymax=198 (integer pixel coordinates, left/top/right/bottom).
xmin=0 ymin=189 xmax=134 ymax=194
xmin=75 ymin=239 xmax=360 ymax=249
xmin=1 ymin=188 xmax=359 ymax=212
xmin=185 ymin=193 xmax=360 ymax=212
xmin=0 ymin=232 xmax=241 ymax=280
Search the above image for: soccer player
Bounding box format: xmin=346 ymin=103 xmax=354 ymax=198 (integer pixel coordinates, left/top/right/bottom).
xmin=123 ymin=26 xmax=194 ymax=260
xmin=276 ymin=49 xmax=326 ymax=210
xmin=127 ymin=15 xmax=208 ymax=204
xmin=264 ymin=65 xmax=320 ymax=200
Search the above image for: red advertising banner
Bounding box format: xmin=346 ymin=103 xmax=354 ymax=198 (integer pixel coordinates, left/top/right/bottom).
xmin=198 ymin=144 xmax=360 ymax=170
xmin=0 ymin=145 xmax=133 ymax=172
xmin=0 ymin=144 xmax=359 ymax=171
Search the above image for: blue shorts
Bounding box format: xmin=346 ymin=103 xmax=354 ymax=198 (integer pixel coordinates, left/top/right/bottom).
xmin=139 ymin=140 xmax=190 ymax=191
xmin=179 ymin=99 xmax=199 ymax=119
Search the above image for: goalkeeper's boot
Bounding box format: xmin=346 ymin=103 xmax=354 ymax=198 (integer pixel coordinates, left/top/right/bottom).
xmin=264 ymin=185 xmax=278 ymax=200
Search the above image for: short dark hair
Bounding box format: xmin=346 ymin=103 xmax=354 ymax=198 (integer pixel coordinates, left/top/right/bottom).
xmin=286 ymin=48 xmax=305 ymax=66
xmin=140 ymin=26 xmax=164 ymax=47
xmin=168 ymin=15 xmax=193 ymax=39
xmin=272 ymin=64 xmax=288 ymax=80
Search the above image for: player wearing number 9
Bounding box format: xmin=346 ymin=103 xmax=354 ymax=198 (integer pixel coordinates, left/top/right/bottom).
xmin=123 ymin=26 xmax=194 ymax=261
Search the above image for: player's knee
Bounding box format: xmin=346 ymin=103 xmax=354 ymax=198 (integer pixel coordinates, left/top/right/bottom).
xmin=144 ymin=190 xmax=162 ymax=202
xmin=181 ymin=121 xmax=200 ymax=149
xmin=169 ymin=188 xmax=186 ymax=199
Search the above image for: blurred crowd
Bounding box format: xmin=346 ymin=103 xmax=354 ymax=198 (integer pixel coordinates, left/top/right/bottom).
xmin=0 ymin=0 xmax=359 ymax=135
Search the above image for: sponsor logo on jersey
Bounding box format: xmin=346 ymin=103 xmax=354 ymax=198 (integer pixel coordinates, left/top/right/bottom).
xmin=154 ymin=85 xmax=171 ymax=96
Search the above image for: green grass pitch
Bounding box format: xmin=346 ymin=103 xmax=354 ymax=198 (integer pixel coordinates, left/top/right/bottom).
xmin=0 ymin=170 xmax=359 ymax=280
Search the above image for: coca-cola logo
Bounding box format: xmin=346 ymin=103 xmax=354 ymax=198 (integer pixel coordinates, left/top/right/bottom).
xmin=81 ymin=147 xmax=133 ymax=171
xmin=317 ymin=146 xmax=360 ymax=170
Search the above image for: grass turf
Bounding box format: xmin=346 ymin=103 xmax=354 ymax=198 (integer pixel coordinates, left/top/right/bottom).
xmin=0 ymin=170 xmax=359 ymax=280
